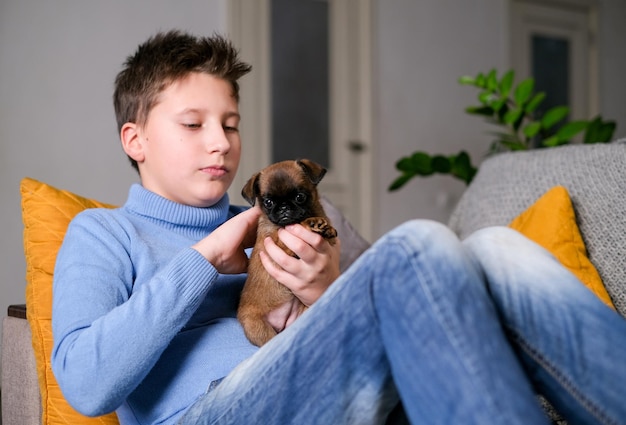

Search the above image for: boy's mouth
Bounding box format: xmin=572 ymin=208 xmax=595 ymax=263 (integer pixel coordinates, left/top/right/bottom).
xmin=201 ymin=165 xmax=228 ymax=177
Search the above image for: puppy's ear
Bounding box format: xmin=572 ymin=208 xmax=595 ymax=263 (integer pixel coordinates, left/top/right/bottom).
xmin=296 ymin=159 xmax=327 ymax=185
xmin=241 ymin=173 xmax=261 ymax=206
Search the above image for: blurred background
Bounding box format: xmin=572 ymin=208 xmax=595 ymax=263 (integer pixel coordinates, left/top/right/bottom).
xmin=1 ymin=0 xmax=625 ymax=362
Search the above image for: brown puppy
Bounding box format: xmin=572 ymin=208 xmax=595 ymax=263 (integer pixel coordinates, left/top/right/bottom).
xmin=238 ymin=159 xmax=337 ymax=346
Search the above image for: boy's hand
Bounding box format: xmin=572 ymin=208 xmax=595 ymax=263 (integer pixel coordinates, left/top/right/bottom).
xmin=192 ymin=207 xmax=261 ymax=274
xmin=260 ymin=224 xmax=341 ymax=307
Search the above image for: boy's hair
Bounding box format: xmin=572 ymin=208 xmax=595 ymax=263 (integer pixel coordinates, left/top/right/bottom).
xmin=113 ymin=30 xmax=252 ymax=172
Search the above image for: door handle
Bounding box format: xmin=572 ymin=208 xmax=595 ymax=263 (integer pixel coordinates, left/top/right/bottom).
xmin=348 ymin=140 xmax=366 ymax=153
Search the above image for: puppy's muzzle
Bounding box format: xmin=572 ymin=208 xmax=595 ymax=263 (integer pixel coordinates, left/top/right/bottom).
xmin=271 ymin=205 xmax=305 ymax=226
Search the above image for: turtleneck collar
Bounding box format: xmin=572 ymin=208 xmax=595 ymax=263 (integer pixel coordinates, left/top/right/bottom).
xmin=123 ymin=184 xmax=231 ymax=232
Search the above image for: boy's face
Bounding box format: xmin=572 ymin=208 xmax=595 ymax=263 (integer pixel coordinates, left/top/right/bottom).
xmin=129 ymin=73 xmax=241 ymax=208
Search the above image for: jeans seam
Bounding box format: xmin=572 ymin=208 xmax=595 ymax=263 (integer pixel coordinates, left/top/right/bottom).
xmin=511 ymin=331 xmax=617 ymax=425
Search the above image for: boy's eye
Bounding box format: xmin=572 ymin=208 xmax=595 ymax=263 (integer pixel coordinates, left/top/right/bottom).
xmin=224 ymin=125 xmax=239 ymax=133
xmin=183 ymin=123 xmax=202 ymax=129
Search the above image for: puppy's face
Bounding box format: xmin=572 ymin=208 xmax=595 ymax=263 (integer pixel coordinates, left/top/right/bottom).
xmin=242 ymin=159 xmax=326 ymax=226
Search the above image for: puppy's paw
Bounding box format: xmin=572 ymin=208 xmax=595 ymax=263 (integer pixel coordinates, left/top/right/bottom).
xmin=302 ymin=217 xmax=338 ymax=241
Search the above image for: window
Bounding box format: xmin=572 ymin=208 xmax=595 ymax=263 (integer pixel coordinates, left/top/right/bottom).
xmin=511 ymin=0 xmax=597 ymax=126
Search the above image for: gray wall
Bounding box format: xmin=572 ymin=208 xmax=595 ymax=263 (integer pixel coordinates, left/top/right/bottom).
xmin=1 ymin=0 xmax=625 ymax=373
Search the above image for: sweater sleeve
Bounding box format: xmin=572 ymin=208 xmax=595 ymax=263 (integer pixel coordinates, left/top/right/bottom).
xmin=51 ymin=210 xmax=217 ymax=416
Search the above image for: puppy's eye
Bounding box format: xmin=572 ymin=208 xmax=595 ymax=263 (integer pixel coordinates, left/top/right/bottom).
xmin=295 ymin=192 xmax=307 ymax=204
xmin=263 ymin=198 xmax=274 ymax=209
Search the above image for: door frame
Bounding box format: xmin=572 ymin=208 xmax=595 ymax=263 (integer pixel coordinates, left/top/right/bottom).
xmin=510 ymin=0 xmax=599 ymax=120
xmin=227 ymin=0 xmax=375 ymax=241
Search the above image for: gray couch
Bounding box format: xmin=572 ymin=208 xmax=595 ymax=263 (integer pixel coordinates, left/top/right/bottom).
xmin=449 ymin=139 xmax=626 ymax=316
xmin=2 ymin=140 xmax=625 ymax=424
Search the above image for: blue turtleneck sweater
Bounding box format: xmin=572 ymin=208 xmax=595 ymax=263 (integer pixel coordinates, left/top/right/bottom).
xmin=51 ymin=184 xmax=258 ymax=424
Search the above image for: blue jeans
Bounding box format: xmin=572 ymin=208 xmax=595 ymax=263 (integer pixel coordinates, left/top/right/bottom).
xmin=180 ymin=220 xmax=626 ymax=424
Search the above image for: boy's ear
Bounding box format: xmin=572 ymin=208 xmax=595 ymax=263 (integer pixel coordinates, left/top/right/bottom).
xmin=120 ymin=122 xmax=145 ymax=163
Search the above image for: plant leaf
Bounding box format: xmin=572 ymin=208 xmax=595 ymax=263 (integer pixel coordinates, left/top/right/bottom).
xmin=523 ymin=121 xmax=542 ymax=138
xmin=432 ymin=155 xmax=451 ymax=173
xmin=458 ymin=75 xmax=475 ymax=85
xmin=504 ymin=108 xmax=523 ymax=125
xmin=501 ymin=140 xmax=528 ymax=151
xmin=491 ymin=98 xmax=506 ymax=112
xmin=486 ymin=69 xmax=498 ymax=91
xmin=499 ymin=70 xmax=515 ymax=97
xmin=525 ymin=92 xmax=546 ymax=114
xmin=584 ymin=116 xmax=616 ymax=143
xmin=395 ymin=157 xmax=415 ymax=172
xmin=450 ymin=151 xmax=477 ymax=185
xmin=465 ymin=106 xmax=494 ymax=116
xmin=388 ymin=173 xmax=415 ymax=191
xmin=475 ymin=73 xmax=486 ymax=88
xmin=583 ymin=117 xmax=601 ymax=143
xmin=542 ymin=135 xmax=561 ymax=147
xmin=408 ymin=152 xmax=434 ymax=175
xmin=541 ymin=106 xmax=569 ymax=130
xmin=478 ymin=91 xmax=494 ymax=105
xmin=514 ymin=78 xmax=534 ymax=105
xmin=555 ymin=120 xmax=588 ymax=142
xmin=594 ymin=121 xmax=616 ymax=143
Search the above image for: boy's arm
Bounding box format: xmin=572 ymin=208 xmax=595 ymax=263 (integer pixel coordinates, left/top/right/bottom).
xmin=51 ymin=212 xmax=219 ymax=416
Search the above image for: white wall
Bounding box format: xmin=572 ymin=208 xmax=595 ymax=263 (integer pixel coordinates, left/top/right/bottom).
xmin=1 ymin=0 xmax=625 ymax=374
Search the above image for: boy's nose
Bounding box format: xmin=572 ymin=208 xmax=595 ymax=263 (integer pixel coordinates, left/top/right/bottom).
xmin=206 ymin=129 xmax=231 ymax=153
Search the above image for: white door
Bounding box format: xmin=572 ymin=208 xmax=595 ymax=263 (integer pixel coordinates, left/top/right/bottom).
xmin=228 ymin=0 xmax=374 ymax=241
xmin=510 ymin=0 xmax=598 ymax=123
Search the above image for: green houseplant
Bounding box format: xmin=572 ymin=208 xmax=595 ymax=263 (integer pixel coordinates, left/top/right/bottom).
xmin=389 ymin=69 xmax=617 ymax=190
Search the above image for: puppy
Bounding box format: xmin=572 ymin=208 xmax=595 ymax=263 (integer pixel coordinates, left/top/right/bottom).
xmin=238 ymin=159 xmax=337 ymax=346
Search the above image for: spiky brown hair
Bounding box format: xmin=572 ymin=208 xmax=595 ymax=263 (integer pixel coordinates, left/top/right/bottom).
xmin=113 ymin=30 xmax=251 ymax=171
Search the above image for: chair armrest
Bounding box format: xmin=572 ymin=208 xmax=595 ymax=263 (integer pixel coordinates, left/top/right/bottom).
xmin=2 ymin=305 xmax=42 ymax=425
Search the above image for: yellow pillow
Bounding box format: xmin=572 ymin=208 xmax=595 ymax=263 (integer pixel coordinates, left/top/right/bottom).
xmin=21 ymin=177 xmax=119 ymax=425
xmin=509 ymin=185 xmax=614 ymax=309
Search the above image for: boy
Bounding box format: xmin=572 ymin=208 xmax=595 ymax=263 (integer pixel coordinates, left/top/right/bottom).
xmin=52 ymin=30 xmax=341 ymax=424
xmin=53 ymin=30 xmax=626 ymax=425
